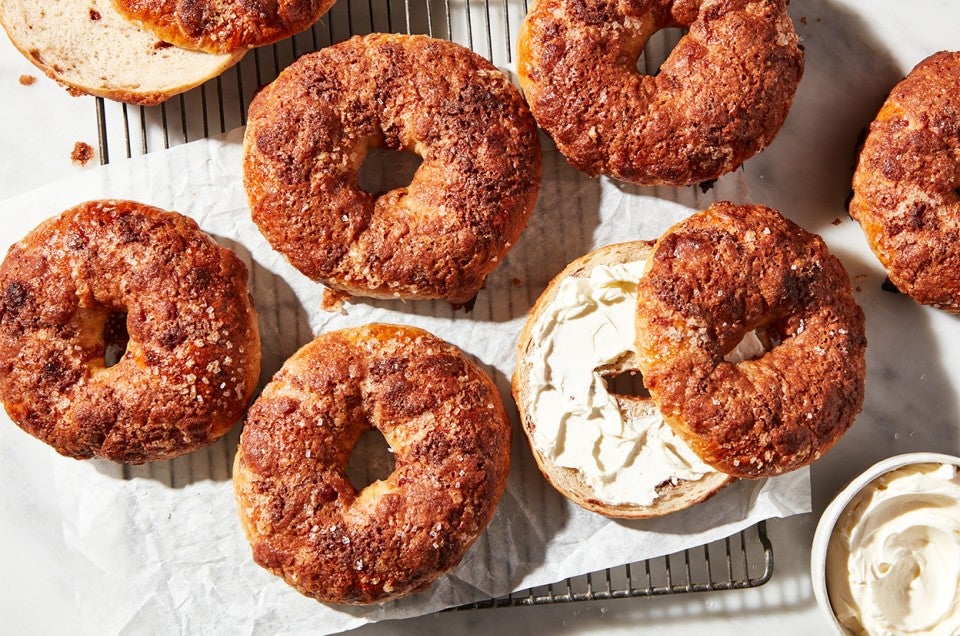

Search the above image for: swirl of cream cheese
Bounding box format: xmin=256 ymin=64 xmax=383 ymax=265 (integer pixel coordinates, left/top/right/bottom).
xmin=826 ymin=463 xmax=960 ymax=636
xmin=525 ymin=260 xmax=763 ymax=506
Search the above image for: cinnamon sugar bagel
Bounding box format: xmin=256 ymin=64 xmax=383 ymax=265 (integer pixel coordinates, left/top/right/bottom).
xmin=242 ymin=33 xmax=542 ymax=306
xmin=513 ymin=242 xmax=735 ymax=518
xmin=0 ymin=0 xmax=243 ymax=105
xmin=233 ymin=324 xmax=511 ymax=604
xmin=516 ymin=0 xmax=803 ymax=186
xmin=111 ymin=0 xmax=336 ymax=53
xmin=634 ymin=203 xmax=866 ymax=479
xmin=849 ymin=51 xmax=960 ymax=312
xmin=0 ymin=200 xmax=260 ymax=463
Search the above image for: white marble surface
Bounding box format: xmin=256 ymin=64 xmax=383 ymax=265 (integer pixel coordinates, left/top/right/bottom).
xmin=2 ymin=0 xmax=959 ymax=634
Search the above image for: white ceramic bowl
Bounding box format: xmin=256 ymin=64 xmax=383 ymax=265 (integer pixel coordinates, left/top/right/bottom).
xmin=810 ymin=452 xmax=960 ymax=635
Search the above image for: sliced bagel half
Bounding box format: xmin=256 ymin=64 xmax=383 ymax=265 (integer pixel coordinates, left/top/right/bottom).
xmin=0 ymin=0 xmax=244 ymax=105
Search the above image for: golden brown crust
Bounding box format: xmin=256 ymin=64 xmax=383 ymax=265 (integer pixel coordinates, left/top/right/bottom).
xmin=242 ymin=33 xmax=542 ymax=305
xmin=512 ymin=242 xmax=733 ymax=518
xmin=0 ymin=200 xmax=261 ymax=463
xmin=634 ymin=203 xmax=866 ymax=478
xmin=517 ymin=0 xmax=803 ymax=186
xmin=111 ymin=0 xmax=336 ymax=53
xmin=849 ymin=51 xmax=960 ymax=312
xmin=233 ymin=324 xmax=511 ymax=605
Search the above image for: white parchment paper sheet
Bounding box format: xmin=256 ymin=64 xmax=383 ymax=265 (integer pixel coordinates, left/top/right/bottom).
xmin=0 ymin=128 xmax=809 ymax=635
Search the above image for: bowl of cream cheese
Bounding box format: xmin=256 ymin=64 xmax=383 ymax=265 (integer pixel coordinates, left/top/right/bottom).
xmin=811 ymin=453 xmax=960 ymax=636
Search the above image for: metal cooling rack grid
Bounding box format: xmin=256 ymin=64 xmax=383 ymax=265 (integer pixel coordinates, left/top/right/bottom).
xmin=92 ymin=0 xmax=775 ymax=607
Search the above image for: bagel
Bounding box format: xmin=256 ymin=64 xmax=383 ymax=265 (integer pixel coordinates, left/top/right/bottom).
xmin=111 ymin=0 xmax=337 ymax=54
xmin=849 ymin=51 xmax=960 ymax=312
xmin=0 ymin=0 xmax=243 ymax=105
xmin=242 ymin=33 xmax=542 ymax=306
xmin=513 ymin=242 xmax=741 ymax=518
xmin=633 ymin=203 xmax=866 ymax=479
xmin=516 ymin=0 xmax=803 ymax=186
xmin=233 ymin=324 xmax=511 ymax=604
xmin=0 ymin=200 xmax=260 ymax=463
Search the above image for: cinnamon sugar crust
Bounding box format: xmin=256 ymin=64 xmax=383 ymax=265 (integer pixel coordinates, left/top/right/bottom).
xmin=0 ymin=200 xmax=260 ymax=463
xmin=849 ymin=51 xmax=960 ymax=312
xmin=242 ymin=34 xmax=542 ymax=305
xmin=517 ymin=0 xmax=803 ymax=186
xmin=111 ymin=0 xmax=336 ymax=53
xmin=233 ymin=324 xmax=511 ymax=604
xmin=634 ymin=203 xmax=866 ymax=478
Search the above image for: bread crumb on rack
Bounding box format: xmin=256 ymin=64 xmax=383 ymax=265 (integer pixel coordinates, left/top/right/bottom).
xmin=18 ymin=74 xmax=36 ymax=86
xmin=71 ymin=141 xmax=94 ymax=166
xmin=321 ymin=288 xmax=350 ymax=312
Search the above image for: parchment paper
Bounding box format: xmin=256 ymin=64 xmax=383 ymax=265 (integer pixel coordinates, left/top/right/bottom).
xmin=0 ymin=128 xmax=809 ymax=635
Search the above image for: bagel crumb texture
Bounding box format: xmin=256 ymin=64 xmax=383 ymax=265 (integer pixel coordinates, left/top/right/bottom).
xmin=233 ymin=324 xmax=511 ymax=604
xmin=634 ymin=203 xmax=867 ymax=478
xmin=849 ymin=50 xmax=960 ymax=312
xmin=0 ymin=200 xmax=261 ymax=463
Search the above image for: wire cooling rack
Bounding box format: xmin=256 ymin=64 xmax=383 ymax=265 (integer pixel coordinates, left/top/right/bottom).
xmin=92 ymin=0 xmax=774 ymax=607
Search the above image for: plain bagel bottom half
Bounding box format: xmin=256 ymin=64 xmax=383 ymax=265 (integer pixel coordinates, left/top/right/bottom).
xmin=512 ymin=242 xmax=735 ymax=520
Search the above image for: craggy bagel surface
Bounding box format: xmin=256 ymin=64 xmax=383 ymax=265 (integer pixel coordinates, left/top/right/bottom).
xmin=234 ymin=324 xmax=511 ymax=604
xmin=850 ymin=51 xmax=960 ymax=312
xmin=517 ymin=0 xmax=803 ymax=185
xmin=634 ymin=203 xmax=866 ymax=478
xmin=111 ymin=0 xmax=336 ymax=53
xmin=243 ymin=33 xmax=541 ymax=305
xmin=0 ymin=200 xmax=260 ymax=463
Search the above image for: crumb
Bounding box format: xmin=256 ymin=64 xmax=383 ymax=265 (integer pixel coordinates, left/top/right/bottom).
xmin=800 ymin=16 xmax=807 ymax=25
xmin=831 ymin=218 xmax=842 ymax=226
xmin=321 ymin=288 xmax=350 ymax=312
xmin=71 ymin=141 xmax=94 ymax=166
xmin=511 ymin=278 xmax=523 ymax=287
xmin=89 ymin=8 xmax=101 ymax=20
xmin=854 ymin=273 xmax=867 ymax=281
xmin=154 ymin=41 xmax=174 ymax=50
xmin=855 ymin=286 xmax=862 ymax=293
xmin=18 ymin=74 xmax=36 ymax=86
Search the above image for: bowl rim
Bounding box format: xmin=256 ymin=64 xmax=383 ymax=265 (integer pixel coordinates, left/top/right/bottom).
xmin=810 ymin=451 xmax=960 ymax=635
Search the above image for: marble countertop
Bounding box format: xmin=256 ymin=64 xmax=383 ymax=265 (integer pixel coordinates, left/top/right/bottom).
xmin=2 ymin=1 xmax=958 ymax=634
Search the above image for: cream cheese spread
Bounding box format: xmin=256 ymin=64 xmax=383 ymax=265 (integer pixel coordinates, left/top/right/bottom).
xmin=827 ymin=462 xmax=960 ymax=636
xmin=525 ymin=260 xmax=764 ymax=506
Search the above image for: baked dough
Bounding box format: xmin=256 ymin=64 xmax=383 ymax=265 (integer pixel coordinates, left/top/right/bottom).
xmin=634 ymin=203 xmax=866 ymax=478
xmin=233 ymin=323 xmax=511 ymax=604
xmin=243 ymin=33 xmax=541 ymax=305
xmin=0 ymin=200 xmax=260 ymax=463
xmin=513 ymin=242 xmax=733 ymax=518
xmin=517 ymin=0 xmax=803 ymax=185
xmin=849 ymin=51 xmax=960 ymax=312
xmin=0 ymin=0 xmax=243 ymax=105
xmin=111 ymin=0 xmax=336 ymax=53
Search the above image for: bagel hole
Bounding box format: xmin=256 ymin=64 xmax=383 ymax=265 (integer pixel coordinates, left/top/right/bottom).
xmin=358 ymin=147 xmax=423 ymax=196
xmin=603 ymin=370 xmax=651 ymax=399
xmin=724 ymin=328 xmax=772 ymax=362
xmin=345 ymin=428 xmax=396 ymax=491
xmin=636 ymin=27 xmax=687 ymax=75
xmin=102 ymin=310 xmax=129 ymax=368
